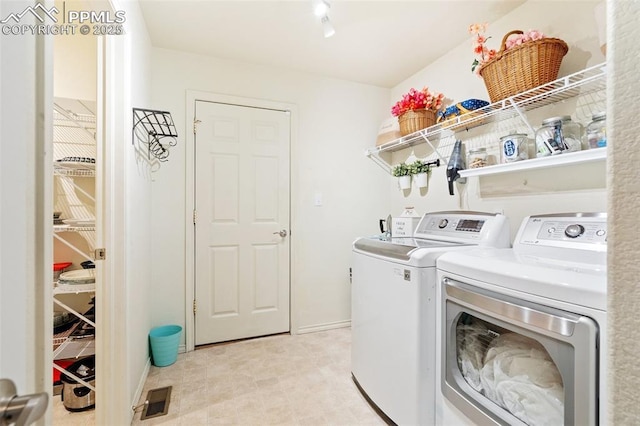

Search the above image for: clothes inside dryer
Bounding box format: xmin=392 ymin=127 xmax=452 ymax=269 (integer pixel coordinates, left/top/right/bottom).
xmin=456 ymin=314 xmax=564 ymax=426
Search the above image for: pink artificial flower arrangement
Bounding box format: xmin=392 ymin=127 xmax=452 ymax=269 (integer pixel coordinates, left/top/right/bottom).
xmin=469 ymin=23 xmax=496 ymax=74
xmin=391 ymin=87 xmax=444 ymax=117
xmin=469 ymin=23 xmax=546 ymax=75
xmin=505 ymin=29 xmax=545 ymax=49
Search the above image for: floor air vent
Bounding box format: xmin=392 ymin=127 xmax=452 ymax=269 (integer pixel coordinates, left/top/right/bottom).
xmin=140 ymin=386 xmax=172 ymax=421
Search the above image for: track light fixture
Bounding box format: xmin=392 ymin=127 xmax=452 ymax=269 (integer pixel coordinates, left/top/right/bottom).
xmin=321 ymin=15 xmax=335 ymax=38
xmin=313 ymin=0 xmax=335 ymax=38
xmin=313 ymin=0 xmax=330 ymax=17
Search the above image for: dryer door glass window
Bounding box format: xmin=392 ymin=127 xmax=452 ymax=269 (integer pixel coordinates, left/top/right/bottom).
xmin=442 ymin=280 xmax=599 ymax=426
xmin=455 ymin=313 xmax=564 ymax=425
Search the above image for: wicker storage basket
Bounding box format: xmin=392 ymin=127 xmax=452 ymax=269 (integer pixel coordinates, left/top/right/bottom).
xmin=479 ymin=30 xmax=569 ymax=103
xmin=398 ymin=109 xmax=436 ymax=136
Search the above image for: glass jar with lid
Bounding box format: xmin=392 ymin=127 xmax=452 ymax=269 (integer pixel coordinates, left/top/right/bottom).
xmin=586 ymin=111 xmax=606 ymax=148
xmin=499 ymin=133 xmax=529 ymax=163
xmin=535 ymin=116 xmax=583 ymax=157
xmin=467 ymin=147 xmax=488 ymax=169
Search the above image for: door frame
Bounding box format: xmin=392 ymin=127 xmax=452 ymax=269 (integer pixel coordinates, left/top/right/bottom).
xmin=184 ymin=91 xmax=298 ymax=351
xmin=95 ymin=31 xmax=130 ymax=425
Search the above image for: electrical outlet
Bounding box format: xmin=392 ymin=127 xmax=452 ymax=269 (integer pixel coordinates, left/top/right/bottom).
xmin=314 ymin=192 xmax=323 ymax=206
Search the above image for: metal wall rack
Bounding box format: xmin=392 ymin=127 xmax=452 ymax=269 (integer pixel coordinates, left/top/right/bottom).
xmin=132 ymin=108 xmax=178 ymax=162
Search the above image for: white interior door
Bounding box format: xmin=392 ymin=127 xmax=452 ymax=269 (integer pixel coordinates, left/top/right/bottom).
xmin=1 ymin=2 xmax=52 ymax=423
xmin=194 ymin=101 xmax=290 ymax=345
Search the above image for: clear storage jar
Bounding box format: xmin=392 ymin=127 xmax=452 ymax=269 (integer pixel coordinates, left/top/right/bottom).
xmin=467 ymin=147 xmax=488 ymax=168
xmin=499 ymin=133 xmax=529 ymax=163
xmin=586 ymin=111 xmax=606 ymax=148
xmin=535 ymin=116 xmax=583 ymax=157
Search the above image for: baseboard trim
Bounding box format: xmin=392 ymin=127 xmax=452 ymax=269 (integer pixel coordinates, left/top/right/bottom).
xmin=130 ymin=358 xmax=151 ymax=420
xmin=295 ymin=320 xmax=351 ymax=334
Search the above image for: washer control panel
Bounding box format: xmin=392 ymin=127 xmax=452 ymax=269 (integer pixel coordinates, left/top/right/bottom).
xmin=517 ymin=213 xmax=607 ymax=250
xmin=418 ymin=216 xmax=485 ymax=235
xmin=413 ymin=211 xmax=510 ymax=247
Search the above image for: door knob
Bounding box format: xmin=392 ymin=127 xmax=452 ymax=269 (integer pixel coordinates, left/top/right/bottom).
xmin=0 ymin=379 xmax=48 ymax=426
xmin=273 ymin=229 xmax=288 ymax=238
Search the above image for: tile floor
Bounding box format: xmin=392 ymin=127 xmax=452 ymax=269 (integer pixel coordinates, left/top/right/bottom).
xmin=53 ymin=328 xmax=386 ymax=425
xmin=53 ymin=393 xmax=96 ymax=425
xmin=130 ymin=327 xmax=385 ymax=425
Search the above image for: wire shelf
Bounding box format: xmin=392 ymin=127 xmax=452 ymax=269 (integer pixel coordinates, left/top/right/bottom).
xmin=53 ymin=109 xmax=96 ymax=126
xmin=367 ymin=63 xmax=607 ymax=157
xmin=54 ymin=283 xmax=96 ymax=294
xmin=54 ymin=225 xmax=96 ymax=232
xmin=53 ymin=337 xmax=95 ymax=361
xmin=52 ymin=98 xmax=97 ymax=390
xmin=53 ymin=322 xmax=80 ymax=349
xmin=53 ymin=165 xmax=96 ymax=177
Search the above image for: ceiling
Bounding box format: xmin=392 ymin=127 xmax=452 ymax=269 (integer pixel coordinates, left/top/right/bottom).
xmin=138 ymin=1 xmax=525 ymax=88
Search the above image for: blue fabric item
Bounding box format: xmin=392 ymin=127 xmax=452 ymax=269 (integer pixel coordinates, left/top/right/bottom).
xmin=438 ymin=99 xmax=489 ymax=122
xmin=461 ymin=99 xmax=489 ymax=110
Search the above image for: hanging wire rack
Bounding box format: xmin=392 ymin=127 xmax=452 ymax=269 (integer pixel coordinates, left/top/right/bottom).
xmin=132 ymin=108 xmax=178 ymax=162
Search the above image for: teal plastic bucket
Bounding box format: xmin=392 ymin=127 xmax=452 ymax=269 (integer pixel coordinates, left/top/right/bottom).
xmin=149 ymin=325 xmax=182 ymax=367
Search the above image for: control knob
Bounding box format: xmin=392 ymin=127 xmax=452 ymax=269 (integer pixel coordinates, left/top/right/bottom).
xmin=438 ymin=219 xmax=448 ymax=229
xmin=564 ymin=224 xmax=585 ymax=238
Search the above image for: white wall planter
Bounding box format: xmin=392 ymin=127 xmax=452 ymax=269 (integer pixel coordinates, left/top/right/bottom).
xmin=398 ymin=175 xmax=411 ymax=190
xmin=414 ymin=172 xmax=429 ymax=188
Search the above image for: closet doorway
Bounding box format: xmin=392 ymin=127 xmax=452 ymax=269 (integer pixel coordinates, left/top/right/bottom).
xmin=52 ymin=23 xmax=102 ymax=424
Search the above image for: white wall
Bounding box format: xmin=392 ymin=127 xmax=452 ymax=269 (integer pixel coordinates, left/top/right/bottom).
xmin=390 ymin=1 xmax=603 ymax=103
xmin=387 ymin=0 xmax=607 ymax=236
xmin=149 ymin=49 xmax=390 ymax=337
xmin=608 ymin=1 xmax=640 ymax=423
xmin=115 ymin=0 xmax=154 ymax=420
xmin=53 ymin=29 xmax=96 ymax=101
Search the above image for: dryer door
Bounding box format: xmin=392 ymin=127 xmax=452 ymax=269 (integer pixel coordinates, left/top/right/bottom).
xmin=441 ymin=278 xmax=598 ymax=426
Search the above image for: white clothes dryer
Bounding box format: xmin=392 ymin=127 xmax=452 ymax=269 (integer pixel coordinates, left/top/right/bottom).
xmin=351 ymin=211 xmax=510 ymax=425
xmin=436 ymin=213 xmax=607 ymax=426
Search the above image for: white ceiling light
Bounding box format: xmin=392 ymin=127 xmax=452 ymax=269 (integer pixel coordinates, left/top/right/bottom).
xmin=321 ymin=15 xmax=335 ymax=38
xmin=313 ymin=0 xmax=330 ymax=17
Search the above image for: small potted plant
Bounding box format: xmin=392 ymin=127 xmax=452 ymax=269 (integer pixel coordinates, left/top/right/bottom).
xmin=391 ymin=87 xmax=444 ymax=136
xmin=409 ymin=160 xmax=431 ymax=188
xmin=392 ymin=163 xmax=411 ymax=190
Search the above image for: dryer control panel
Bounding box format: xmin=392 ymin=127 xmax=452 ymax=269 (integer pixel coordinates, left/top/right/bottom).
xmin=516 ymin=213 xmax=607 ymax=252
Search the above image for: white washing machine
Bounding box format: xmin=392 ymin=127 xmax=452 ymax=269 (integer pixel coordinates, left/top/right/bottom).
xmin=436 ymin=213 xmax=607 ymax=426
xmin=351 ymin=211 xmax=510 ymax=425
